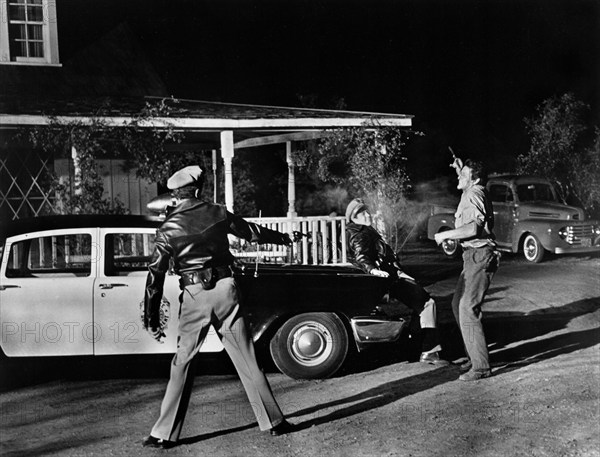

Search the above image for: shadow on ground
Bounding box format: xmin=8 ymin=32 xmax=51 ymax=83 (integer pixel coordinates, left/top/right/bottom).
xmin=278 ymin=297 xmax=600 ymax=435
xmin=0 ymin=352 xmax=238 ymax=392
xmin=181 ymin=297 xmax=600 ymax=443
xmin=2 ymin=296 xmax=597 ymax=455
xmin=344 ymin=296 xmax=600 ymax=375
xmin=2 ymin=296 xmax=598 ymax=392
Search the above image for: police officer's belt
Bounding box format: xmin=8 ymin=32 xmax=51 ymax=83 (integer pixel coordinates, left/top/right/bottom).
xmin=180 ymin=266 xmax=233 ymax=289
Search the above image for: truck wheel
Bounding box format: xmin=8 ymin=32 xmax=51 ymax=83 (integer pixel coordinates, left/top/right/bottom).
xmin=438 ymin=229 xmax=461 ymax=258
xmin=523 ymin=234 xmax=545 ymax=263
xmin=270 ymin=312 xmax=348 ymax=379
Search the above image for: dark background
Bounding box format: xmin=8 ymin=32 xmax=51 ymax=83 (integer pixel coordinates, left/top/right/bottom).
xmin=54 ymin=0 xmax=599 ymax=196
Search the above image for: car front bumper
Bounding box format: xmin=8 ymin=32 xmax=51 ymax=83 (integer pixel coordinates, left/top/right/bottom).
xmin=350 ymin=316 xmax=409 ymax=350
xmin=554 ymin=244 xmax=600 ymax=254
xmin=551 ymin=230 xmax=600 ymax=254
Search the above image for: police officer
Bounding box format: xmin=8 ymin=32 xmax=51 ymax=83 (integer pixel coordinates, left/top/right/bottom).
xmin=142 ymin=165 xmax=294 ymax=448
xmin=434 ymin=157 xmax=499 ymax=381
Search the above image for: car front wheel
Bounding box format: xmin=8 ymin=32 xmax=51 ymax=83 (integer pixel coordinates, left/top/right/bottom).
xmin=270 ymin=312 xmax=349 ymax=379
xmin=523 ymin=233 xmax=545 ymax=263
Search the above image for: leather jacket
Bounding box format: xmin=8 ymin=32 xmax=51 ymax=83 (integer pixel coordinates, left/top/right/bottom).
xmin=144 ymin=198 xmax=290 ymax=330
xmin=346 ymin=222 xmax=402 ymax=275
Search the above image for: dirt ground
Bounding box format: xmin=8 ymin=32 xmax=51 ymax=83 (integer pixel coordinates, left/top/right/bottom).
xmin=1 ymin=245 xmax=599 ymax=457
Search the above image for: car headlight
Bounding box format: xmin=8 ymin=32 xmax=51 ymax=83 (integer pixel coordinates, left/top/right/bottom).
xmin=594 ymin=225 xmax=600 ymax=236
xmin=558 ymin=228 xmax=568 ymax=239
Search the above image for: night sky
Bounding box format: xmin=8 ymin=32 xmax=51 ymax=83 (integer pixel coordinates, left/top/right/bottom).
xmin=58 ymin=0 xmax=598 ymax=175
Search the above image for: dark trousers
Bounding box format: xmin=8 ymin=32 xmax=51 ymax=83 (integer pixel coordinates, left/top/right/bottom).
xmin=390 ymin=277 xmax=440 ymax=353
xmin=451 ymin=246 xmax=498 ymax=371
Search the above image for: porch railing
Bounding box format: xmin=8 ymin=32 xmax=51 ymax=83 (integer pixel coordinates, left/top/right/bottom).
xmin=232 ymin=215 xmax=349 ymax=265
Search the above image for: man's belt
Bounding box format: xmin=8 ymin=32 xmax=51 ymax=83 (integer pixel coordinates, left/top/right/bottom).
xmin=180 ymin=265 xmax=233 ymax=289
xmin=461 ymin=241 xmax=495 ymax=250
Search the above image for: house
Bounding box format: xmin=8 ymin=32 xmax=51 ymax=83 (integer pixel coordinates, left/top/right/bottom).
xmin=1 ymin=4 xmax=169 ymax=220
xmin=0 ymin=0 xmax=413 ymax=264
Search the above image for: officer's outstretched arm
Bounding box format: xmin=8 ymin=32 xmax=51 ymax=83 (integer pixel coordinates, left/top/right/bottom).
xmin=227 ymin=211 xmax=292 ymax=245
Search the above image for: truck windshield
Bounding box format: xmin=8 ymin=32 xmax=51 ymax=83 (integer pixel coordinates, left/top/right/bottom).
xmin=516 ymin=183 xmax=556 ymax=202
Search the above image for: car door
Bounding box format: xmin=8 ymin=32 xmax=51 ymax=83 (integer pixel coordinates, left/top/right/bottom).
xmin=0 ymin=229 xmax=97 ymax=356
xmin=93 ymin=228 xmax=223 ymax=355
xmin=488 ymin=182 xmax=515 ymax=248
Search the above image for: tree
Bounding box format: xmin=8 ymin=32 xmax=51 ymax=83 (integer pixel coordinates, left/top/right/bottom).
xmin=23 ymin=114 xmax=130 ymax=214
xmin=572 ymin=129 xmax=600 ymax=216
xmin=20 ymin=98 xmax=206 ymax=214
xmin=517 ymin=93 xmax=595 ymax=209
xmin=295 ymin=122 xmax=422 ymax=250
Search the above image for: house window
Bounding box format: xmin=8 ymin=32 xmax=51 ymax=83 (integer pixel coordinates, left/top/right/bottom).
xmin=0 ymin=0 xmax=60 ymax=65
xmin=8 ymin=0 xmax=45 ymax=59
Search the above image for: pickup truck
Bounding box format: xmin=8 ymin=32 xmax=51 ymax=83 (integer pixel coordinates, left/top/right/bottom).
xmin=427 ymin=175 xmax=600 ymax=262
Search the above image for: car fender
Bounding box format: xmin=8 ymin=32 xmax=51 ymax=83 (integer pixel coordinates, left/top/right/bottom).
xmin=512 ymin=220 xmax=559 ymax=252
xmin=251 ymin=312 xmax=290 ymax=344
xmin=427 ymin=213 xmax=455 ymax=239
xmin=251 ymin=307 xmax=353 ymax=346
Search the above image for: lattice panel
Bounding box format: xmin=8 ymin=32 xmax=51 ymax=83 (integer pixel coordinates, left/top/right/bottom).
xmin=0 ymin=149 xmax=56 ymax=220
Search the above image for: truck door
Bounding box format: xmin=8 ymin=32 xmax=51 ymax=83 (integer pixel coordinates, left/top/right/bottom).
xmin=489 ymin=183 xmax=516 ymax=247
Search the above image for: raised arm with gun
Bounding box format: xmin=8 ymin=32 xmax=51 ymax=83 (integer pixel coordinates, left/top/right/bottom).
xmin=434 ymin=153 xmax=499 ymax=381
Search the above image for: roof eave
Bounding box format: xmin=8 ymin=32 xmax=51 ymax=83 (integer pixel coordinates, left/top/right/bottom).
xmin=0 ymin=114 xmax=412 ymax=130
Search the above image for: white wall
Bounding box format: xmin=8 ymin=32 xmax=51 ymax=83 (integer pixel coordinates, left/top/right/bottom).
xmin=54 ymin=159 xmax=157 ymax=215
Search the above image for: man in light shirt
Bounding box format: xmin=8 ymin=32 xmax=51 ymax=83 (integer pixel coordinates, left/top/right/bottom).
xmin=435 ymin=157 xmax=499 ymax=381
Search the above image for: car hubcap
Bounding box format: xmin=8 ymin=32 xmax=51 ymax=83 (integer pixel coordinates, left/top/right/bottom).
xmin=442 ymin=239 xmax=457 ymax=255
xmin=290 ymin=322 xmax=333 ymax=366
xmin=525 ymin=238 xmax=537 ymax=259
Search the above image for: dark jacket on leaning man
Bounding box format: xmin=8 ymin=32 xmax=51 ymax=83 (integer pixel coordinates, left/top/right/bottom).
xmin=346 ymin=222 xmax=404 ymax=275
xmin=143 ymin=198 xmax=290 ymax=331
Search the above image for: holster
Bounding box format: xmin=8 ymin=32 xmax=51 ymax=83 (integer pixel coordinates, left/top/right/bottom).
xmin=485 ymin=250 xmax=501 ymax=273
xmin=180 ymin=266 xmax=232 ymax=290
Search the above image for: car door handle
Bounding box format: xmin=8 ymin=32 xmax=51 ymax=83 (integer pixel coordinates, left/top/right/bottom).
xmin=0 ymin=285 xmax=21 ymax=291
xmin=99 ymin=283 xmax=129 ymax=289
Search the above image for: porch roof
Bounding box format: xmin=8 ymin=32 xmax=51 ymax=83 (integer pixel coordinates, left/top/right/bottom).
xmin=0 ymin=94 xmax=413 ymax=213
xmin=0 ymin=95 xmax=412 ymax=132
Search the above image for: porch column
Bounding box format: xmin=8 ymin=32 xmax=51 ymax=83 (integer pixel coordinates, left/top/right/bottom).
xmin=211 ymin=149 xmax=218 ymax=203
xmin=220 ymin=131 xmax=235 ymax=212
xmin=286 ymin=141 xmax=297 ymax=218
xmin=71 ymin=145 xmax=82 ymax=196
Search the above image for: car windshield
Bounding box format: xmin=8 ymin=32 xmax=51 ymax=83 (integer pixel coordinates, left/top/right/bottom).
xmin=516 ymin=183 xmax=557 ymax=202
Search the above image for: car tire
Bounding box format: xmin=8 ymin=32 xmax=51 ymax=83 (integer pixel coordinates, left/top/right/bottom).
xmin=523 ymin=233 xmax=545 ymax=263
xmin=270 ymin=312 xmax=349 ymax=379
xmin=438 ymin=229 xmax=461 ymax=259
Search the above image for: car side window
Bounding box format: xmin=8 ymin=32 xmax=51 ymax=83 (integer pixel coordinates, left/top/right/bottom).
xmin=6 ymin=234 xmax=92 ymax=278
xmin=516 ymin=183 xmax=556 ymax=202
xmin=506 ymin=187 xmax=514 ymax=202
xmin=105 ymin=233 xmax=155 ymax=276
xmin=489 ymin=184 xmax=510 ymax=203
